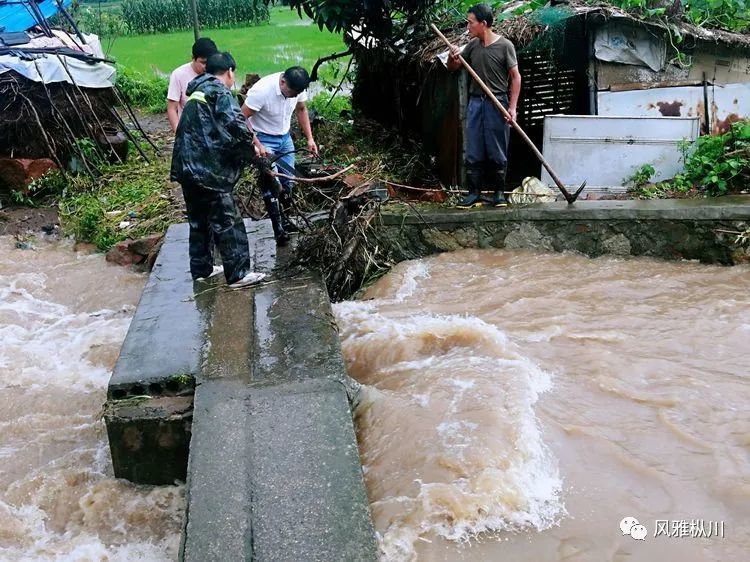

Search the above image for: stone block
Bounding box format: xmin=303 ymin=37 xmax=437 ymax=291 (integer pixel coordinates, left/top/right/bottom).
xmin=106 ymin=240 xmax=138 ymax=266
xmin=601 ymin=233 xmax=632 ymax=256
xmin=0 ymin=158 xmax=57 ymax=193
xmin=129 ymin=233 xmax=163 ymax=256
xmin=104 ymin=396 xmax=193 ymax=485
xmin=504 ymin=223 xmax=554 ymax=251
xmin=106 ymin=235 xmax=163 ymax=268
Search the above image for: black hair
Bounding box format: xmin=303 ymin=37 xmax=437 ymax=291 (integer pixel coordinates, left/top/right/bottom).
xmin=283 ymin=66 xmax=310 ymax=94
xmin=468 ymin=3 xmax=494 ymax=27
xmin=192 ymin=37 xmax=218 ymax=60
xmin=206 ymin=52 xmax=236 ymax=75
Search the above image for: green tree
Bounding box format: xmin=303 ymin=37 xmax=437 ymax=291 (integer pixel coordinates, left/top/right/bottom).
xmin=272 ymin=0 xmax=437 ymax=41
xmin=269 ymin=0 xmax=438 ymax=79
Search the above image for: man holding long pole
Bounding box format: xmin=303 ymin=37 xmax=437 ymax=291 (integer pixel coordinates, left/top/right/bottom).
xmin=447 ymin=3 xmax=522 ymax=208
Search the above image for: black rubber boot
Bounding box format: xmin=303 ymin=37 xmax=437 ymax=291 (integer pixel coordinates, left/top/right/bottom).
xmin=279 ymin=185 xmax=300 ymax=233
xmin=489 ymin=167 xmax=508 ymax=207
xmin=262 ymin=191 xmax=289 ymax=246
xmin=457 ymin=166 xmax=484 ymax=209
xmin=255 ymin=156 xmax=290 ymax=245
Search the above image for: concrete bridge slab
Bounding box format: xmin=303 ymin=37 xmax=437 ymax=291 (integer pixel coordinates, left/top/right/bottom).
xmin=106 ymin=218 xmax=378 ymax=559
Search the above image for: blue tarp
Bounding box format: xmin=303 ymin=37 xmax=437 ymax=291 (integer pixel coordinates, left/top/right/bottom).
xmin=0 ymin=0 xmax=72 ymax=34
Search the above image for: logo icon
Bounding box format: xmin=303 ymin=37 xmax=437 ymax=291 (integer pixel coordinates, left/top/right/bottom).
xmin=620 ymin=517 xmax=647 ymax=541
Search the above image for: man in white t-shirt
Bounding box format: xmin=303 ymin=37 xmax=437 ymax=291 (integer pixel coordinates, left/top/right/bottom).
xmin=166 ymin=37 xmax=218 ymax=132
xmin=241 ymin=66 xmax=317 ymax=184
xmin=241 ymin=67 xmax=317 ymax=242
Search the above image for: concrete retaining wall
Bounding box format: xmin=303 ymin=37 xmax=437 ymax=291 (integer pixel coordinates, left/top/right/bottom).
xmin=378 ymin=197 xmax=750 ymax=265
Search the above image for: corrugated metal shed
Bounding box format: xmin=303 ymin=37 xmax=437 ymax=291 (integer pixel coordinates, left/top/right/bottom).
xmin=352 ymin=3 xmax=750 ymax=190
xmin=598 ymin=80 xmax=750 ymax=134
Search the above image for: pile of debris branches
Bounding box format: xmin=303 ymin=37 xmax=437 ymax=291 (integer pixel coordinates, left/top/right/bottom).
xmin=233 ymin=154 xmax=399 ymax=301
xmin=231 ymin=111 xmax=453 ymax=301
xmin=292 ymin=185 xmax=395 ymax=302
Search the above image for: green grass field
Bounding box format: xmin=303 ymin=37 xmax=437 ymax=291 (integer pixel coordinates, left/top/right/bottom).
xmin=107 ymin=8 xmax=346 ymax=80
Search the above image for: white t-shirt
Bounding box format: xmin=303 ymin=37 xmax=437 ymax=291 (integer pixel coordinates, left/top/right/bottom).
xmin=167 ymin=62 xmax=198 ymax=115
xmin=243 ymin=72 xmax=308 ymax=135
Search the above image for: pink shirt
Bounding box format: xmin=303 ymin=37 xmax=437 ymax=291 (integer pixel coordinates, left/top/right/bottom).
xmin=167 ymin=62 xmax=199 ymax=115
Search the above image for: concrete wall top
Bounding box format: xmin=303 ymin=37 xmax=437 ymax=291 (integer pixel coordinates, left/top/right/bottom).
xmin=380 ymin=197 xmax=750 ymax=226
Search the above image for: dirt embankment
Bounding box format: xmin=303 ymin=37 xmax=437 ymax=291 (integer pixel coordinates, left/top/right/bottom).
xmin=0 ymin=112 xmax=174 ymax=240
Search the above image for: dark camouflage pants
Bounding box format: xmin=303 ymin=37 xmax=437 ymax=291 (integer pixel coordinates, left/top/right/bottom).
xmin=181 ymin=182 xmax=250 ymax=284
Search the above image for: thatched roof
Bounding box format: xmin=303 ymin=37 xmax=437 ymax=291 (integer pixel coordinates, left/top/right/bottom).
xmin=565 ymin=2 xmax=750 ymax=48
xmin=417 ymin=0 xmax=750 ymax=62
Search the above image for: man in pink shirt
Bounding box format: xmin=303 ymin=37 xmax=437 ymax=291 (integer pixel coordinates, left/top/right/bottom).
xmin=166 ymin=38 xmax=218 ymax=132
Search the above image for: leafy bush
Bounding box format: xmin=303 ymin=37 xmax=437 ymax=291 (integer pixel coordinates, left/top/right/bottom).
xmin=630 ymin=122 xmax=749 ymax=198
xmin=625 ymin=163 xmax=656 ymax=188
xmin=4 ymin=170 xmax=68 ymax=207
xmin=115 ymin=65 xmax=168 ymax=112
xmin=308 ymin=91 xmax=352 ymax=121
xmin=673 ymin=121 xmax=750 ymax=195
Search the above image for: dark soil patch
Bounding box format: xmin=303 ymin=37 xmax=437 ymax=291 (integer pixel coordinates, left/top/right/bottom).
xmin=0 ymin=206 xmax=60 ymax=237
xmin=133 ymin=110 xmax=171 ymax=137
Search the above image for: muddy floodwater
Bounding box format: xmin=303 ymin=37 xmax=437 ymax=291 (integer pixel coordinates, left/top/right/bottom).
xmin=0 ymin=237 xmax=183 ymax=561
xmin=333 ymin=248 xmax=750 ymax=562
xmin=2 ymin=237 xmax=748 ymax=561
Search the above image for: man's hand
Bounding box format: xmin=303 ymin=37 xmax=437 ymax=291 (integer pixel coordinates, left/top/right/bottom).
xmin=447 ymin=45 xmax=462 ymax=71
xmin=506 ymin=106 xmax=517 ymax=123
xmin=254 ymin=138 xmax=268 ymax=158
xmin=307 ymin=138 xmax=319 ymax=156
xmin=167 ymin=99 xmax=180 ymax=133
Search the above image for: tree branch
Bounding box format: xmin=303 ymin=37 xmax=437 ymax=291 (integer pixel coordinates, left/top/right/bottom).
xmin=310 ymin=48 xmax=353 ymax=82
xmin=270 ymin=164 xmax=355 ymax=183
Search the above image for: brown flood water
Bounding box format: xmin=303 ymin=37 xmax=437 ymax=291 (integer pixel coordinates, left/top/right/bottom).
xmin=2 ymin=237 xmax=748 ymax=561
xmin=0 ymin=237 xmax=183 ymax=560
xmin=333 ymin=248 xmax=750 ymax=562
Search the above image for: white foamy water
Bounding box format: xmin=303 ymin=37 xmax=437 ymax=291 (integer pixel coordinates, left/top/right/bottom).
xmin=335 ymin=262 xmax=563 ymax=560
xmin=0 ymin=237 xmax=184 ymax=561
xmin=334 ymin=250 xmax=750 ymax=561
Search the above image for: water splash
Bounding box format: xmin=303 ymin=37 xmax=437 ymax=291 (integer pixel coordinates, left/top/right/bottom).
xmin=0 ymin=238 xmax=183 ymax=561
xmin=333 ymin=262 xmax=563 ymax=560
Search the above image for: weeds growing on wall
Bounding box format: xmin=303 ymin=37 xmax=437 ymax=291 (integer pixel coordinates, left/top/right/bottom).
xmin=625 ymin=164 xmax=656 ymax=189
